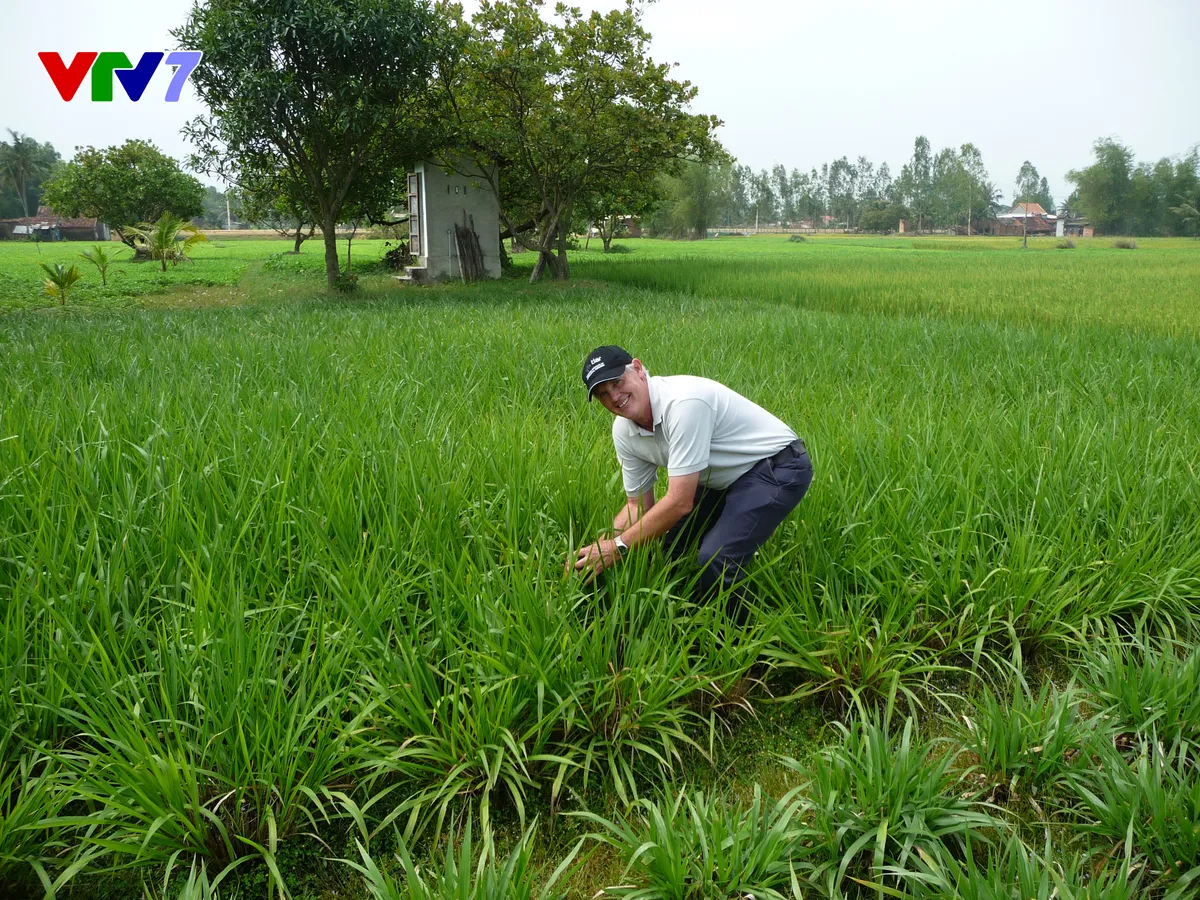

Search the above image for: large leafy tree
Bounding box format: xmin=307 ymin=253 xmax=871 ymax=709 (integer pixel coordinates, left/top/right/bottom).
xmin=897 ymin=136 xmax=934 ymax=232
xmin=1067 ymin=139 xmax=1134 ymax=234
xmin=175 ymin=0 xmax=451 ymax=289
xmin=0 ymin=131 xmax=60 ymax=219
xmin=39 ymin=140 xmax=204 ymax=246
xmin=442 ymin=0 xmax=718 ymax=282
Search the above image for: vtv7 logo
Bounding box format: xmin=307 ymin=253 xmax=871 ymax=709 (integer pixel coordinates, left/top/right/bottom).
xmin=38 ymin=52 xmax=203 ymax=102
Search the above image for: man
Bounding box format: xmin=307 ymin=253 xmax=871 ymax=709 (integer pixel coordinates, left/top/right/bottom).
xmin=568 ymin=345 xmax=813 ymax=620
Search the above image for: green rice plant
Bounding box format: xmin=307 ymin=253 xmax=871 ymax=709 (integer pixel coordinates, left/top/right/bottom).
xmin=0 ymin=743 xmax=92 ymax=898
xmin=346 ymin=817 xmax=580 ymax=900
xmin=1078 ymin=629 xmax=1200 ymax=745
xmin=760 ymin=581 xmax=965 ymax=719
xmin=42 ymin=583 xmax=361 ymax=893
xmin=1072 ymin=737 xmax=1200 ymax=895
xmin=38 ymin=261 xmax=82 ymax=305
xmin=953 ymin=680 xmax=1093 ymax=804
xmin=577 ymin=784 xmax=807 ymax=900
xmin=883 ymin=834 xmax=1142 ymax=900
xmin=783 ymin=714 xmax=1001 ymax=897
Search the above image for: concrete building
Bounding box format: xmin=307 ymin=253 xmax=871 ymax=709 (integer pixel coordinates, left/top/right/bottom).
xmin=406 ymin=158 xmax=501 ymax=281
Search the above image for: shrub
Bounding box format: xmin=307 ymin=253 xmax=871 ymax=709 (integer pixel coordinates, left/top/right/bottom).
xmin=788 ymin=234 xmax=807 ymax=243
xmin=333 ymin=272 xmax=359 ymax=293
xmin=1113 ymin=238 xmax=1137 ymax=249
xmin=1056 ymin=239 xmax=1076 ymax=249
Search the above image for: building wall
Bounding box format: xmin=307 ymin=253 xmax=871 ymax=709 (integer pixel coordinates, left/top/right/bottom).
xmin=416 ymin=160 xmax=501 ymax=280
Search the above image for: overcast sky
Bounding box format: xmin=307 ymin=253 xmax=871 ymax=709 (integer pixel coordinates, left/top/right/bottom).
xmin=4 ymin=0 xmax=1197 ymax=203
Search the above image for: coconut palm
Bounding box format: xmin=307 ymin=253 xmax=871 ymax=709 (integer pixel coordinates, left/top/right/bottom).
xmin=1170 ymin=194 xmax=1200 ymax=236
xmin=78 ymin=244 xmax=125 ymax=287
xmin=39 ymin=262 xmax=82 ymax=306
xmin=0 ymin=130 xmax=58 ymax=218
xmin=126 ymin=212 xmax=207 ymax=272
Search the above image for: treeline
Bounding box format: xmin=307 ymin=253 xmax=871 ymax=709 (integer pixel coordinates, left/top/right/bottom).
xmin=648 ymin=137 xmax=1200 ymax=238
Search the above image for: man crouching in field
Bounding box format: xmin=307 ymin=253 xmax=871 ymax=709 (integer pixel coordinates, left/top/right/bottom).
xmin=567 ymin=346 xmax=813 ymax=621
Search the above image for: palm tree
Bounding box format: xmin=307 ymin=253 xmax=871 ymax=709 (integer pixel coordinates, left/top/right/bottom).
xmin=126 ymin=213 xmax=207 ymax=272
xmin=78 ymin=244 xmax=125 ymax=286
xmin=0 ymin=130 xmax=57 ymax=218
xmin=39 ymin=262 xmax=82 ymax=306
xmin=1170 ymin=194 xmax=1200 ymax=237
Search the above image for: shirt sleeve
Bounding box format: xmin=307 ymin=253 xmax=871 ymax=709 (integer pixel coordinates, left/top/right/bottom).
xmin=613 ymin=427 xmax=658 ymax=497
xmin=665 ymin=399 xmax=715 ymax=478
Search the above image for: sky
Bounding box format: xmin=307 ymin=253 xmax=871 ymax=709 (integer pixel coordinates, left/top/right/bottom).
xmin=4 ymin=0 xmax=1198 ymax=205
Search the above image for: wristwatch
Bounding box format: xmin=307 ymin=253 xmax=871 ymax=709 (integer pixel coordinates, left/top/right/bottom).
xmin=614 ymin=536 xmax=629 ymax=558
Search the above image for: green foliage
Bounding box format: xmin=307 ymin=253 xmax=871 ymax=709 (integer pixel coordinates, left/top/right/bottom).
xmin=77 ymin=243 xmax=125 ymax=286
xmin=783 ymin=716 xmax=1000 ymax=896
xmin=0 ymin=129 xmax=60 ymax=219
xmin=1113 ymin=238 xmax=1138 ymax=249
xmin=895 ymin=834 xmax=1142 ymax=900
xmin=955 ymin=681 xmax=1093 ymax=803
xmin=1056 ymin=238 xmax=1076 ymax=249
xmin=579 ymin=786 xmax=806 ymax=900
xmin=38 ymin=140 xmax=204 ymax=246
xmin=348 ymin=819 xmax=579 ymax=900
xmin=176 ymin=0 xmax=451 ymax=289
xmin=38 ymin=261 xmax=82 ymax=305
xmin=1072 ymin=738 xmax=1200 ymax=895
xmin=444 ymin=0 xmax=719 ymax=280
xmin=126 ymin=213 xmax=208 ymax=272
xmin=1079 ymin=631 xmax=1200 ymax=746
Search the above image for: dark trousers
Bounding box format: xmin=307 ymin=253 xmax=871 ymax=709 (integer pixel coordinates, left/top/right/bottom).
xmin=662 ymin=440 xmax=813 ymax=623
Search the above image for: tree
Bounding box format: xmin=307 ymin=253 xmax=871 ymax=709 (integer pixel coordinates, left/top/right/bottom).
xmin=1067 ymin=139 xmax=1135 ymax=234
xmin=897 ymin=136 xmax=934 ymax=232
xmin=176 ymin=0 xmax=450 ymax=289
xmin=650 ymin=158 xmax=733 ymax=239
xmin=238 ymin=164 xmax=320 ymax=253
xmin=39 ymin=140 xmax=204 ymax=247
xmin=442 ymin=0 xmax=718 ymax=282
xmin=126 ymin=213 xmax=208 ymax=272
xmin=0 ymin=131 xmax=60 ymax=218
xmin=39 ymin=262 xmax=82 ymax=306
xmin=772 ymin=163 xmax=794 ymax=223
xmin=78 ymin=244 xmax=124 ymax=287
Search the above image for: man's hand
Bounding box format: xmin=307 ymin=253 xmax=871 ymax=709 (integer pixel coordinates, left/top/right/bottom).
xmin=566 ymin=538 xmax=621 ymax=583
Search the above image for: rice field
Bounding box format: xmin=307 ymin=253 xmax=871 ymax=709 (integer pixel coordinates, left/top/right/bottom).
xmin=2 ymin=235 xmax=1199 ymax=898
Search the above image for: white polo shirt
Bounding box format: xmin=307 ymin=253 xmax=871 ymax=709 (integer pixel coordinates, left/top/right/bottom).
xmin=613 ymin=374 xmax=798 ymax=496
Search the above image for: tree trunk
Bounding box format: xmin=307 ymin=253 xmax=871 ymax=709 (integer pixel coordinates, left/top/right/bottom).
xmin=530 ymin=250 xmax=549 ymax=283
xmin=602 ymin=233 xmax=612 ymax=252
xmin=293 ymin=225 xmax=305 ymax=254
xmin=322 ymin=214 xmax=340 ymax=289
xmin=555 ymin=224 xmax=570 ymax=280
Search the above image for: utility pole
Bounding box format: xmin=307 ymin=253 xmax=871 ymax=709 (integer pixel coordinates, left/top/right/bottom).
xmin=1022 ymin=199 xmax=1029 ymax=250
xmin=226 ymin=194 xmax=231 ymax=231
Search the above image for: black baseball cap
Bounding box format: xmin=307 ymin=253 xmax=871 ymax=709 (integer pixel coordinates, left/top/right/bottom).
xmin=582 ymin=345 xmax=633 ymax=401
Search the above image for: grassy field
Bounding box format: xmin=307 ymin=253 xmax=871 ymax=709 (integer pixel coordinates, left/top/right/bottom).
xmin=2 ymin=234 xmax=1199 ymax=899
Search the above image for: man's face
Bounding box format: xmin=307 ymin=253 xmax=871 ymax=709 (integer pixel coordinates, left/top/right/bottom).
xmin=592 ymin=361 xmax=650 ymax=424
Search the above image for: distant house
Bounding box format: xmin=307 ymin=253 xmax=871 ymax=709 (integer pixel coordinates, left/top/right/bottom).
xmin=0 ymin=206 xmax=110 ymax=242
xmin=997 ymin=201 xmax=1050 ymax=219
xmin=1056 ymin=217 xmax=1093 ymax=238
